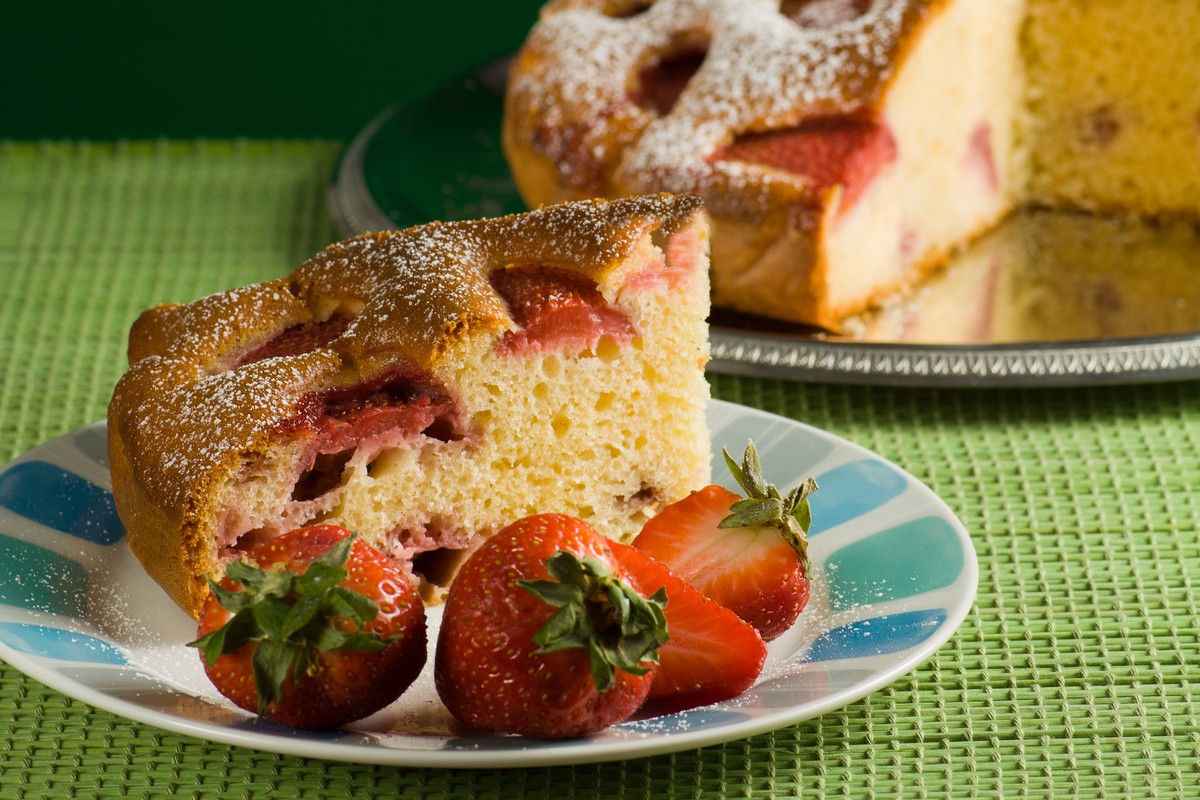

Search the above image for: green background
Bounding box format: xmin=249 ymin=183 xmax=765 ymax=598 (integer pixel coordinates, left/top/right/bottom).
xmin=6 ymin=1 xmax=543 ymax=140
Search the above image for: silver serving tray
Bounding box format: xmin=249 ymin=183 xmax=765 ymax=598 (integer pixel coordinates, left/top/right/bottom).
xmin=328 ymin=60 xmax=1200 ymax=387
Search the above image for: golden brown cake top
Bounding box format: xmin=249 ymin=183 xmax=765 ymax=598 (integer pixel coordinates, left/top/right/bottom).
xmin=507 ymin=0 xmax=936 ymax=211
xmin=110 ymin=194 xmax=705 ymax=515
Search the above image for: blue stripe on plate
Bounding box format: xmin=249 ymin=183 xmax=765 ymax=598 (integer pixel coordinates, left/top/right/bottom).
xmin=808 ymin=459 xmax=908 ymax=536
xmin=0 ymin=461 xmax=124 ymax=545
xmin=802 ymin=609 xmax=948 ymax=663
xmin=823 ymin=516 xmax=966 ymax=611
xmin=0 ymin=622 xmax=128 ymax=665
xmin=0 ymin=534 xmax=89 ymax=616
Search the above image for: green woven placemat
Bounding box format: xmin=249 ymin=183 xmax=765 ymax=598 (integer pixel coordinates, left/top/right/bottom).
xmin=1 ymin=141 xmax=1198 ymax=799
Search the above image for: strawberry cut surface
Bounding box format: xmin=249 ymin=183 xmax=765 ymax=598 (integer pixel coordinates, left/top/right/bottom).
xmin=491 ymin=265 xmax=635 ymax=355
xmin=633 ymin=484 xmax=810 ymax=642
xmin=714 ymin=117 xmax=897 ymax=210
xmin=611 ymin=542 xmax=766 ymax=715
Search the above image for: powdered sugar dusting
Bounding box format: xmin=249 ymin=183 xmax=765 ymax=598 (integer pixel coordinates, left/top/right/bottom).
xmin=508 ymin=0 xmax=929 ymax=212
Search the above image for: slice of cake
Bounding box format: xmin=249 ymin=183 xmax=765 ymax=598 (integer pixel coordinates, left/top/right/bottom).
xmin=107 ymin=194 xmax=712 ymax=618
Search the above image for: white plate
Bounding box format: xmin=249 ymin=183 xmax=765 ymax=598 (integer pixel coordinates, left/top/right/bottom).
xmin=0 ymin=400 xmax=976 ymax=768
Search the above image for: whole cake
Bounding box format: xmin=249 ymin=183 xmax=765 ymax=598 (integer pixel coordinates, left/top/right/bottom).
xmin=503 ymin=0 xmax=1200 ymax=330
xmin=108 ymin=194 xmax=712 ymax=618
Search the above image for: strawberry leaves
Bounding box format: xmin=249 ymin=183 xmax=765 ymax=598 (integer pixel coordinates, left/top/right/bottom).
xmin=722 ymin=441 xmax=818 ymax=569
xmin=519 ymin=551 xmax=669 ymax=693
xmin=189 ymin=533 xmax=397 ymax=715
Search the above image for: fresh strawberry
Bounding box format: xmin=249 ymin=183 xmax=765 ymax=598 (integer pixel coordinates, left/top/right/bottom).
xmin=633 ymin=441 xmax=818 ymax=641
xmin=611 ymin=542 xmax=767 ymax=714
xmin=434 ymin=514 xmax=668 ymax=739
xmin=189 ymin=525 xmax=426 ymax=730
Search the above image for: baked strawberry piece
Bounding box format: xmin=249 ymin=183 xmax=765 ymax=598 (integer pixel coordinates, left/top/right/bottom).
xmin=611 ymin=542 xmax=767 ymax=714
xmin=714 ymin=118 xmax=898 ymax=212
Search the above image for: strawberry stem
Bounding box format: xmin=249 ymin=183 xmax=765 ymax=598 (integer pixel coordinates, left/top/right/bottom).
xmin=519 ymin=552 xmax=669 ymax=693
xmin=721 ymin=441 xmax=819 ymax=570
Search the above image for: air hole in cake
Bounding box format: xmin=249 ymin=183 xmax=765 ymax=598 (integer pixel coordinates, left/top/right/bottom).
xmin=236 ymin=316 xmax=352 ymax=367
xmin=714 ymin=117 xmax=897 ymax=211
xmin=366 ymin=454 xmax=385 ymax=479
xmin=471 ymin=410 xmax=494 ymax=431
xmin=781 ymin=0 xmax=873 ymax=27
xmin=490 ymin=264 xmax=636 ymax=355
xmin=618 ymin=485 xmax=661 ymax=514
xmin=632 ymin=44 xmax=708 ymax=116
xmin=595 ymin=337 xmax=622 ymax=362
xmin=292 ymin=450 xmax=353 ymax=502
xmin=1079 ymin=106 xmax=1120 ymax=148
xmin=552 ymin=414 xmax=571 ymax=437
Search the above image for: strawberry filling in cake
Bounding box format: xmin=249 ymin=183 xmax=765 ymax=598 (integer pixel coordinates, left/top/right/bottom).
xmin=220 ymin=267 xmax=645 ymax=565
xmin=491 ymin=265 xmax=636 ymax=355
xmin=633 ymin=47 xmax=707 ymax=116
xmin=713 ymin=118 xmax=898 ymax=211
xmin=236 ymin=317 xmax=351 ymax=365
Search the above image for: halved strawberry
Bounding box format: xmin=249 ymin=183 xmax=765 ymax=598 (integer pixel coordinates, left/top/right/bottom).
xmin=633 ymin=442 xmax=817 ymax=641
xmin=612 ymin=542 xmax=766 ymax=714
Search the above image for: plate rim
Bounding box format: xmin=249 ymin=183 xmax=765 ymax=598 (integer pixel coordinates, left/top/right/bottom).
xmin=328 ymin=63 xmax=1200 ymax=388
xmin=0 ymin=400 xmax=978 ymax=768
